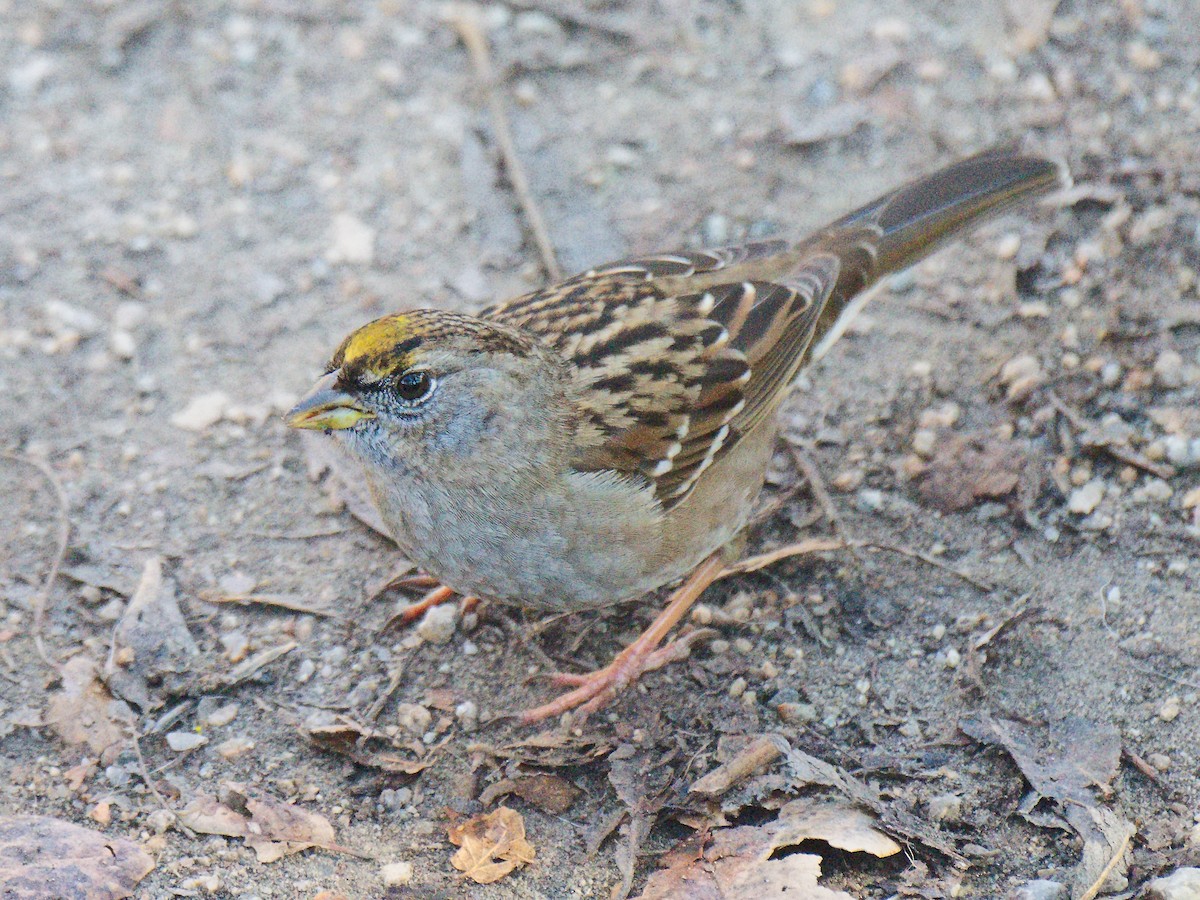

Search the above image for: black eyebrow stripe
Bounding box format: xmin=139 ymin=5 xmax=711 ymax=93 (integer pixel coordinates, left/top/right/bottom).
xmin=390 ymin=336 xmax=424 ymax=358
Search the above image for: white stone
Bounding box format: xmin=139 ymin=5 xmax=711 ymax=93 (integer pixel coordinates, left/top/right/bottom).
xmin=381 ymin=861 xmax=414 ymax=886
xmin=327 ymin=213 xmax=376 ymax=264
xmin=1067 ymin=479 xmax=1105 ymax=515
xmin=170 ymin=391 xmax=230 ymax=431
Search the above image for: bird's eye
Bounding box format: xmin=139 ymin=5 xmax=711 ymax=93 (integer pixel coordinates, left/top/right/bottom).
xmin=395 ymin=370 xmax=433 ymax=403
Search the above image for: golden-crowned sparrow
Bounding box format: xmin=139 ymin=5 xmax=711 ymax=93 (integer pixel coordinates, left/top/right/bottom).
xmin=287 ymin=145 xmax=1064 ymax=722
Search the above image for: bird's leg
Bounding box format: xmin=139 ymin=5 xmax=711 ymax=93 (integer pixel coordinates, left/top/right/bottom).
xmin=519 ymin=553 xmax=725 ymax=724
xmin=381 ymin=582 xmax=480 ymax=631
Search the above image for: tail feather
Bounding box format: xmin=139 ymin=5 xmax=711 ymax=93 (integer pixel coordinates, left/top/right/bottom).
xmin=846 ymin=144 xmax=1067 ymax=276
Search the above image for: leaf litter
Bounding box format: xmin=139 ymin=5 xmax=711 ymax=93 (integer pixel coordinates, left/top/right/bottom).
xmin=0 ymin=814 xmax=154 ymax=900
xmin=104 ymin=556 xmax=199 ymax=711
xmin=447 ymin=806 xmax=536 ymax=884
xmin=45 ymin=654 xmax=132 ymax=760
xmin=177 ymin=782 xmax=364 ymax=863
xmin=960 ymin=714 xmax=1134 ymax=895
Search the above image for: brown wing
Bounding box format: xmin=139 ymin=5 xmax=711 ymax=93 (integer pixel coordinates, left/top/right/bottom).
xmin=485 ymin=247 xmax=840 ymax=508
xmin=485 ymin=145 xmax=1063 ymax=509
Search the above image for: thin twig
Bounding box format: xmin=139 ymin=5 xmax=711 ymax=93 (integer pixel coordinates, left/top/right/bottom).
xmin=504 ymin=0 xmax=636 ymax=41
xmin=449 ymin=4 xmax=563 ymax=281
xmin=857 ymin=541 xmax=994 ymax=593
xmin=788 ymin=444 xmax=867 ymax=565
xmin=1076 ymin=830 xmax=1130 ymax=900
xmin=1046 ymin=390 xmax=1175 ymax=480
xmin=129 ymin=726 xmax=194 ymax=838
xmin=717 ymin=536 xmax=994 ymax=593
xmin=3 ymin=452 xmax=69 ymax=669
xmin=718 ymin=538 xmax=845 ymax=579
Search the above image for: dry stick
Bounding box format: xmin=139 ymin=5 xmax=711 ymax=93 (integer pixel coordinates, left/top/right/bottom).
xmin=718 ymin=536 xmax=993 ymax=593
xmin=3 ymin=452 xmax=69 ymax=669
xmin=449 ymin=5 xmax=563 ymax=282
xmin=788 ymin=444 xmax=867 ymax=565
xmin=1076 ymin=830 xmax=1131 ymax=900
xmin=860 ymin=541 xmax=994 ymax=593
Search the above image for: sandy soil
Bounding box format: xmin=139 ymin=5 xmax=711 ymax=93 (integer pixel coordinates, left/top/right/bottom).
xmin=3 ymin=0 xmax=1200 ymax=897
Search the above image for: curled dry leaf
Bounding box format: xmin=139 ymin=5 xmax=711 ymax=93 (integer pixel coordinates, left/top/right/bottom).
xmin=960 ymin=714 xmax=1133 ymax=894
xmin=0 ymin=814 xmax=154 ymax=900
xmin=46 ymin=654 xmax=131 ymax=759
xmin=637 ymin=848 xmax=852 ymax=900
xmin=637 ymin=799 xmax=898 ymax=899
xmin=917 ymin=432 xmax=1025 ymax=512
xmin=106 ymin=556 xmax=199 ymax=710
xmin=478 ymin=773 xmax=582 ymax=814
xmin=177 ymin=784 xmax=343 ymax=863
xmin=448 ymin=806 xmax=535 ymax=884
xmin=304 ymin=719 xmax=429 ymax=775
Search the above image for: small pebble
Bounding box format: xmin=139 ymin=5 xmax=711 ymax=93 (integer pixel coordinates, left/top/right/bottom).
xmin=170 ymin=391 xmax=229 ymax=431
xmin=1155 ymin=350 xmax=1185 ymax=388
xmin=940 ymin=647 xmax=961 ymax=669
xmin=295 ymin=658 xmax=316 ymax=683
xmin=1146 ymin=868 xmax=1200 ymax=900
xmin=995 ymin=232 xmax=1021 ymax=260
xmin=202 ymin=703 xmax=239 ymax=728
xmin=1158 ymin=695 xmax=1182 ymax=722
xmin=416 ymin=603 xmax=458 ymax=645
xmin=215 ymin=737 xmax=255 ymax=759
xmin=728 ymin=677 xmax=747 ymax=699
xmin=1011 ymin=881 xmax=1067 ymax=900
xmin=166 ymin=731 xmax=208 ymax=752
xmin=928 ymin=793 xmax=961 ymax=823
xmin=455 ymin=700 xmax=479 ymax=732
xmin=911 ymin=428 xmax=937 ymax=458
xmin=1068 ymin=479 xmax=1105 ymax=515
xmin=397 ymin=703 xmax=433 ymax=735
xmin=1147 ymin=752 xmax=1172 ymax=772
xmin=380 ymin=861 xmax=414 ymax=887
xmin=179 ymin=875 xmax=221 ymax=894
xmin=777 ymin=702 xmax=818 ymax=723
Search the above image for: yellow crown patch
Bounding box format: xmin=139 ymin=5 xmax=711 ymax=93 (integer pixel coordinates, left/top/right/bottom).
xmin=329 ymin=310 xmax=534 ymax=381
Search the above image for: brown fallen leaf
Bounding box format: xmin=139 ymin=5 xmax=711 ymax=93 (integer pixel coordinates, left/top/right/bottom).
xmin=448 ymin=806 xmax=535 ymax=884
xmin=178 ymin=784 xmax=353 ymax=863
xmin=917 ymin=432 xmax=1026 ymax=512
xmin=960 ymin=714 xmax=1133 ymax=894
xmin=639 ymin=798 xmax=897 ymax=899
xmin=46 ymin=654 xmax=132 ymax=759
xmin=105 ymin=556 xmax=199 ymax=710
xmin=478 ymin=773 xmax=581 ymax=814
xmin=304 ymin=719 xmax=429 ymax=775
xmin=637 ymin=847 xmax=853 ymax=900
xmin=0 ymin=814 xmax=154 ymax=900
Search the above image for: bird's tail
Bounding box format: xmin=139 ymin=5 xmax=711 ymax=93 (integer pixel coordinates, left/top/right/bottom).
xmin=837 ymin=142 xmax=1067 ymax=278
xmin=799 ymin=143 xmax=1068 ymax=360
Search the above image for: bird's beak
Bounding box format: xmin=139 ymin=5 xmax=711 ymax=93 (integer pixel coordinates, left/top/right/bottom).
xmin=285 ymin=372 xmax=375 ymax=431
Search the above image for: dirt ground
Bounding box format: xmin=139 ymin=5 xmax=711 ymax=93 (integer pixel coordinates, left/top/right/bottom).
xmin=3 ymin=0 xmax=1200 ymax=897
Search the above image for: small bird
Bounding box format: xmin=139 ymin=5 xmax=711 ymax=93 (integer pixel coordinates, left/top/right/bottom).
xmin=288 ymin=144 xmax=1064 ymax=723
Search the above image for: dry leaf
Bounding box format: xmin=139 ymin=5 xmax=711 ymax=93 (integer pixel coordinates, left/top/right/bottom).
xmin=448 ymin=807 xmax=535 ymax=884
xmin=960 ymin=715 xmax=1133 ymax=893
xmin=478 ymin=773 xmax=582 ymax=814
xmin=0 ymin=814 xmax=154 ymax=900
xmin=917 ymin=433 xmax=1025 ymax=512
xmin=178 ymin=784 xmax=342 ymax=863
xmin=105 ymin=556 xmax=199 ymax=710
xmin=637 ymin=849 xmax=853 ymax=900
xmin=304 ymin=719 xmax=429 ymax=775
xmin=638 ymin=798 xmax=897 ymax=899
xmin=712 ymin=798 xmax=901 ymax=861
xmin=46 ymin=654 xmax=131 ymax=758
